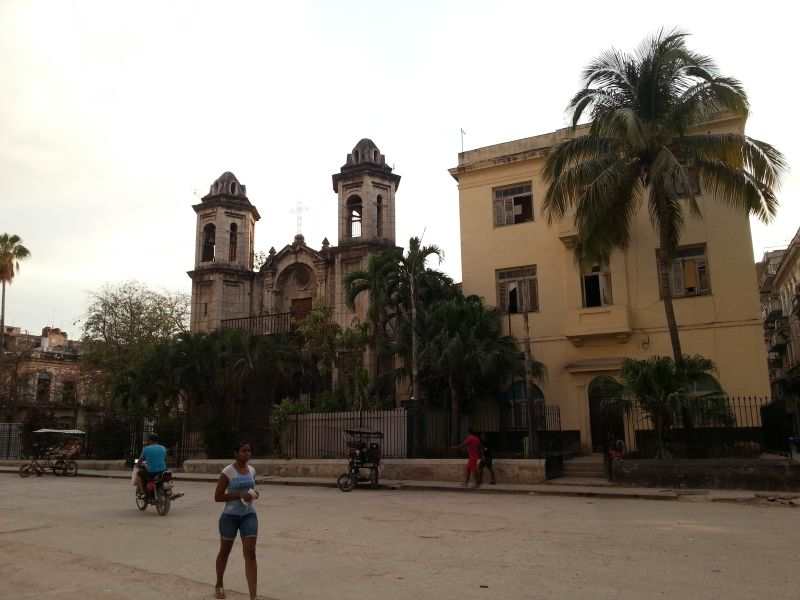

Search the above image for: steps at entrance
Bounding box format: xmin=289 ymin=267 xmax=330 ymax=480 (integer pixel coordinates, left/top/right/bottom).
xmin=561 ymin=454 xmax=606 ymax=479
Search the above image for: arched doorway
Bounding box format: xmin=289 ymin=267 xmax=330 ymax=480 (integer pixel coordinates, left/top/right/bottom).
xmin=588 ymin=376 xmax=625 ymax=452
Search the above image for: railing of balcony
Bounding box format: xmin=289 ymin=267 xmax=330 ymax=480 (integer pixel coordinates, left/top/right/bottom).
xmin=220 ymin=312 xmax=295 ymax=336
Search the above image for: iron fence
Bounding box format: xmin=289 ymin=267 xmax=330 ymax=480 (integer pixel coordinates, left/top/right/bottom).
xmin=620 ymin=395 xmax=798 ymax=458
xmin=0 ymin=423 xmax=22 ymax=459
xmin=220 ymin=312 xmax=294 ymax=336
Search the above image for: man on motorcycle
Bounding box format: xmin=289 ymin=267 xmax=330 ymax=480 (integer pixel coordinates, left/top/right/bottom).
xmin=137 ymin=434 xmax=167 ymax=496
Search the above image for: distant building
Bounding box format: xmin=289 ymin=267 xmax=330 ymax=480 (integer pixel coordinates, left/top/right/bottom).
xmin=757 ymin=231 xmax=800 ymax=396
xmin=0 ymin=326 xmax=101 ymax=428
xmin=451 ymin=113 xmax=770 ymax=452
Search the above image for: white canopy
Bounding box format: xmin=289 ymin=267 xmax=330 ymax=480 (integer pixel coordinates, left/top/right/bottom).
xmin=33 ymin=429 xmax=86 ymax=435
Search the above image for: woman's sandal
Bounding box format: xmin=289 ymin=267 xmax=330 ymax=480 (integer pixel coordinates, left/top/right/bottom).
xmin=215 ymin=585 xmax=226 ymax=599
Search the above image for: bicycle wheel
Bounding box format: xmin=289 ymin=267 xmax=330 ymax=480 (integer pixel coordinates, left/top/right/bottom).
xmin=53 ymin=460 xmax=67 ymax=476
xmin=64 ymin=461 xmax=78 ymax=477
xmin=337 ymin=473 xmax=355 ymax=492
xmin=19 ymin=464 xmax=32 ymax=478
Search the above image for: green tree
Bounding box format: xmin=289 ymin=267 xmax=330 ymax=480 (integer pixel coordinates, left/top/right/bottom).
xmin=0 ymin=234 xmax=31 ymax=353
xmin=80 ymin=281 xmax=190 ymax=401
xmin=620 ymin=354 xmax=726 ymax=458
xmin=344 ymin=249 xmax=402 ymax=402
xmin=421 ymin=294 xmax=530 ymax=444
xmin=542 ymin=30 xmax=785 ymax=362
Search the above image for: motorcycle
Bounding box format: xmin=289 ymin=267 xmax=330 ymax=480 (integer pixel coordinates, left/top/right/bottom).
xmin=134 ymin=460 xmax=183 ymax=516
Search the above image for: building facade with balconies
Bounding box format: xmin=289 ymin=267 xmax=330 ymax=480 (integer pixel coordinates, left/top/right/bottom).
xmin=451 ymin=113 xmax=770 ymax=452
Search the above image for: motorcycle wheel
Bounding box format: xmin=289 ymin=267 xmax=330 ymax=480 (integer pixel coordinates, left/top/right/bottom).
xmin=19 ymin=464 xmax=32 ymax=478
xmin=135 ymin=493 xmax=148 ymax=511
xmin=337 ymin=473 xmax=355 ymax=492
xmin=370 ymin=468 xmax=379 ymax=489
xmin=155 ymin=490 xmax=171 ymax=516
xmin=64 ymin=461 xmax=78 ymax=477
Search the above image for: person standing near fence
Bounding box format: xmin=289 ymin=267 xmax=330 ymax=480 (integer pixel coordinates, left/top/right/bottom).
xmin=478 ymin=433 xmax=496 ymax=485
xmin=214 ymin=441 xmax=260 ymax=600
xmin=456 ymin=428 xmax=483 ymax=489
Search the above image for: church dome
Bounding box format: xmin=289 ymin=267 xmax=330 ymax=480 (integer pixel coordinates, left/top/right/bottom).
xmin=349 ymin=138 xmax=384 ymax=165
xmin=208 ymin=171 xmax=247 ymax=198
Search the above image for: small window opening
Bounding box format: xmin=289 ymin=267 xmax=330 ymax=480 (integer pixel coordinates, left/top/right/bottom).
xmin=354 ymin=150 xmax=360 ymax=163
xmin=230 ymin=182 xmax=236 ymax=194
xmin=373 ymin=150 xmax=378 ymax=162
xmin=229 ymin=223 xmax=238 ymax=262
xmin=203 ymin=303 xmax=208 ymax=316
xmin=582 ymin=264 xmax=613 ymax=308
xmin=376 ymin=196 xmax=383 ymax=238
xmin=202 ymin=223 xmax=216 ymax=262
xmin=347 ymin=196 xmax=362 ymax=238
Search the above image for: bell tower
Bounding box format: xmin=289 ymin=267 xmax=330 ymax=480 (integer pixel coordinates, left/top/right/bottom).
xmin=332 ymin=138 xmax=400 ymax=245
xmin=188 ymin=172 xmax=260 ymax=332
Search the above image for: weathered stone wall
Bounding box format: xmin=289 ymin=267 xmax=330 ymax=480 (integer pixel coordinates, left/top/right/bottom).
xmin=612 ymin=458 xmax=800 ymax=491
xmin=183 ymin=458 xmax=547 ymax=484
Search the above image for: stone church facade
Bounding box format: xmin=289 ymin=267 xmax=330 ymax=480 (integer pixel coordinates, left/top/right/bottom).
xmin=188 ymin=138 xmax=400 ymax=347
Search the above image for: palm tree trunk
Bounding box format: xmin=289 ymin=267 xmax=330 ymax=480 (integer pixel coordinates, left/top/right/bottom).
xmin=658 ymin=238 xmax=683 ymax=363
xmin=0 ymin=280 xmax=6 ymax=353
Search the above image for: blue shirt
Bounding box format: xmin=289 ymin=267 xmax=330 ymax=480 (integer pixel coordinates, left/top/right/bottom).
xmin=221 ymin=464 xmax=256 ymax=516
xmin=141 ymin=444 xmax=167 ymax=473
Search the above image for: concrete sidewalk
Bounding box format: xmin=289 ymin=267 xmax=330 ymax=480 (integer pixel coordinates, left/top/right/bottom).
xmin=2 ymin=466 xmax=797 ymax=505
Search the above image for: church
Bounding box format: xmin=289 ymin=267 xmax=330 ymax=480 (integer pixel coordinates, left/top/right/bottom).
xmin=187 ymin=138 xmax=400 ymax=349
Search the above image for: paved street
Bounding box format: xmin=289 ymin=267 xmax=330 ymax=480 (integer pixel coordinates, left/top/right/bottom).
xmin=1 ymin=475 xmax=799 ymax=600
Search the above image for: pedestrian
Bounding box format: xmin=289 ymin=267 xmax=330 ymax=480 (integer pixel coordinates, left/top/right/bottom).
xmin=478 ymin=433 xmax=496 ymax=485
xmin=456 ymin=428 xmax=483 ymax=489
xmin=214 ymin=441 xmax=260 ymax=600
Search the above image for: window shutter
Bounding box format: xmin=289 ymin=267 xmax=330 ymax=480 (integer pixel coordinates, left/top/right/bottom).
xmin=602 ymin=272 xmax=613 ymax=305
xmin=504 ymin=198 xmax=514 ymax=225
xmin=529 ymin=278 xmax=539 ymax=312
xmin=493 ymin=199 xmax=505 ymax=227
xmin=671 ymin=259 xmax=684 ymax=297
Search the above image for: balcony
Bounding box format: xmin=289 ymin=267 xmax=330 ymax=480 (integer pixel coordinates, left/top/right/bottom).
xmin=564 ymin=304 xmax=632 ymax=346
xmin=220 ymin=312 xmax=295 ymax=336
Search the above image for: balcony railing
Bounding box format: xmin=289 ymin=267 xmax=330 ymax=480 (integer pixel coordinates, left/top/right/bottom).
xmin=220 ymin=312 xmax=295 ymax=336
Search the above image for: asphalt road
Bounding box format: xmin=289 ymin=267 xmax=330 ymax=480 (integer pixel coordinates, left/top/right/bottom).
xmin=1 ymin=475 xmax=798 ymax=599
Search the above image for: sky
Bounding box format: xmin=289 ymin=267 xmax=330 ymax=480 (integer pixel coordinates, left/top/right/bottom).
xmin=1 ymin=0 xmax=797 ymax=338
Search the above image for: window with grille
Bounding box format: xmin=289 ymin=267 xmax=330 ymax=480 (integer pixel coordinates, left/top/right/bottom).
xmin=493 ymin=182 xmax=533 ymax=227
xmin=658 ymin=245 xmax=710 ymax=298
xmin=496 ymin=265 xmax=538 ymax=313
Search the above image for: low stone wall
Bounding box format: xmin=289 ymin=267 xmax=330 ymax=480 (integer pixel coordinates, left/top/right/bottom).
xmin=613 ymin=458 xmax=800 ymax=491
xmin=183 ymin=458 xmax=547 ymax=484
xmin=0 ymin=459 xmax=126 ymax=471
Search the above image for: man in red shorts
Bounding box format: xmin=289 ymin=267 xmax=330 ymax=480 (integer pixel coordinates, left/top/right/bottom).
xmin=458 ymin=428 xmax=483 ymax=489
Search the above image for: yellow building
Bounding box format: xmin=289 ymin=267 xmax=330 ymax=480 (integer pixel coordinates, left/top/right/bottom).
xmin=450 ymin=113 xmax=770 ymax=452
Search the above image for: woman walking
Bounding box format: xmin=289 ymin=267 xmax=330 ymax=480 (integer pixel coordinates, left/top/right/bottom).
xmin=214 ymin=441 xmax=259 ymax=600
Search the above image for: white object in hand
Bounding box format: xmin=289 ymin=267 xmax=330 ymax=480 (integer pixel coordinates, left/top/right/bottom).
xmin=241 ymin=488 xmax=259 ymax=505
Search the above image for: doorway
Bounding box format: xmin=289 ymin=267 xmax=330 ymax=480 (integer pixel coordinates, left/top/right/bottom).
xmin=587 ymin=376 xmax=625 ymax=452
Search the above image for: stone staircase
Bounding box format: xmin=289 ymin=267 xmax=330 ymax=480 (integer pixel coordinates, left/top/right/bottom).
xmin=548 ymin=454 xmax=613 ymax=486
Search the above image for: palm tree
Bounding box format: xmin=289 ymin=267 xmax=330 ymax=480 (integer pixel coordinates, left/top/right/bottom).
xmin=421 ymin=294 xmax=528 ymax=445
xmin=344 ymin=249 xmax=402 ymax=401
xmin=397 ymin=237 xmax=443 ymax=406
xmin=0 ymin=234 xmax=31 ymax=352
xmin=542 ymin=30 xmax=785 ymax=362
xmin=620 ymin=354 xmax=727 ymax=458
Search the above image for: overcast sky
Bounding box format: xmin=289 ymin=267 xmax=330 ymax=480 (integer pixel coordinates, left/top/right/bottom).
xmin=2 ymin=0 xmax=797 ymax=338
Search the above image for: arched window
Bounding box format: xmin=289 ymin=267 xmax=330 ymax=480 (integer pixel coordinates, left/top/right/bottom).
xmin=229 ymin=223 xmax=238 ymax=262
xmin=376 ymin=195 xmax=383 ymax=238
xmin=347 ymin=196 xmax=362 ymax=238
xmin=202 ymin=223 xmax=216 ymax=262
xmin=230 ymin=182 xmax=236 ymax=194
xmin=373 ymin=150 xmax=378 ymax=162
xmin=354 ymin=150 xmax=360 ymax=163
xmin=61 ymin=381 xmax=77 ymax=405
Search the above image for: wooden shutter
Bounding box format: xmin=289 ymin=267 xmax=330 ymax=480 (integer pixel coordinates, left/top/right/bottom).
xmin=671 ymin=259 xmax=684 ymax=297
xmin=496 ymin=280 xmax=508 ymax=313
